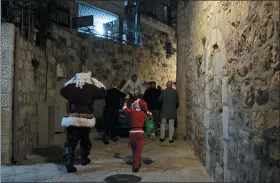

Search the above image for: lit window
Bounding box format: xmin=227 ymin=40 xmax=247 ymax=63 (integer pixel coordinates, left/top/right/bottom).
xmin=77 ymin=2 xmax=118 ymax=37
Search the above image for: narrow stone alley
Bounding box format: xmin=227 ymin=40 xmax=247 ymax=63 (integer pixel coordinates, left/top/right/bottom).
xmin=1 ymin=0 xmax=279 ymax=182
xmin=1 ymin=131 xmax=213 ymax=182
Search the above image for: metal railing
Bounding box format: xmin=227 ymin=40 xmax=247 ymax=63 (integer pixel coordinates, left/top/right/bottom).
xmin=78 ymin=18 xmax=142 ymax=46
xmin=140 ymin=1 xmax=175 ymax=27
xmin=77 ymin=2 xmax=142 ymax=46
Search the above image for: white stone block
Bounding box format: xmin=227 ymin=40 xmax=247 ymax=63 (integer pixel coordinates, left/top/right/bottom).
xmin=203 ymin=109 xmax=210 ymax=129
xmin=223 ymin=165 xmax=231 ymax=182
xmin=1 ymin=121 xmax=12 ymax=136
xmin=1 ymin=79 xmax=13 ymax=94
xmin=1 ymin=23 xmax=15 ymax=38
xmin=222 ymin=106 xmax=229 ymax=139
xmin=1 ymin=65 xmax=13 ymax=79
xmin=1 ymin=107 xmax=12 ymax=122
xmin=223 ymin=140 xmax=228 ymax=166
xmin=1 ymin=94 xmax=13 ymax=108
xmin=205 ymin=84 xmax=211 ymax=109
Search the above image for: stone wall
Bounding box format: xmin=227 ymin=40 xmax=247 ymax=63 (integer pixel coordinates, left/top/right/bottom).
xmin=177 ymin=1 xmax=279 ymax=182
xmin=15 ymin=34 xmax=57 ymax=161
xmin=1 ymin=23 xmax=15 ymax=164
xmin=49 ymin=22 xmax=177 ymax=89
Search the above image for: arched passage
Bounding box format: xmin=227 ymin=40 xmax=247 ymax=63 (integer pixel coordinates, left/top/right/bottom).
xmin=204 ymin=28 xmax=229 ymax=181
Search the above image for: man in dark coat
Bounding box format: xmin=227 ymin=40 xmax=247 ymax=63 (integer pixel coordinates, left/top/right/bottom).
xmin=60 ymin=69 xmax=106 ymax=173
xmin=158 ymin=81 xmax=179 ymax=143
xmin=103 ymin=81 xmax=126 ymax=144
xmin=143 ymin=81 xmax=161 ymax=138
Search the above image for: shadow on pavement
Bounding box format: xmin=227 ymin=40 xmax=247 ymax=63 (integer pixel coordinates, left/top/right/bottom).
xmin=113 ymin=153 xmax=154 ymax=166
xmin=32 ymin=145 xmax=64 ymax=164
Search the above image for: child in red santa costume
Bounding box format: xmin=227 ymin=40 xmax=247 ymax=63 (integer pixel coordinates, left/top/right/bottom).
xmin=122 ymin=94 xmax=153 ymax=172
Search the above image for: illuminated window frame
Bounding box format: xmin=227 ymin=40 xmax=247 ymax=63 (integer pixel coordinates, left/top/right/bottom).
xmin=77 ymin=2 xmax=119 ymax=37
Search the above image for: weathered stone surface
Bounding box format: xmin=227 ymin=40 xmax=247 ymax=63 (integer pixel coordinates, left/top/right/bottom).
xmin=12 ymin=35 xmax=58 ymax=162
xmin=50 ymin=22 xmax=176 ymax=88
xmin=267 ymin=110 xmax=280 ymax=129
xmin=1 ymin=79 xmax=13 ymax=94
xmin=1 ymin=107 xmax=12 ymax=122
xmin=177 ymin=1 xmax=279 ymax=182
xmin=252 ymin=111 xmax=265 ymax=135
xmin=269 ymin=71 xmax=280 ymax=105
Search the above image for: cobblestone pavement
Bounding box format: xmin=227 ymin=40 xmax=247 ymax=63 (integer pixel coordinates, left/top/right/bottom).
xmin=1 ymin=132 xmax=213 ymax=182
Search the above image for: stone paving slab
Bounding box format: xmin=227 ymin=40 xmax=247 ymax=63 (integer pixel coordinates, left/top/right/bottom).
xmin=1 ymin=133 xmax=214 ymax=182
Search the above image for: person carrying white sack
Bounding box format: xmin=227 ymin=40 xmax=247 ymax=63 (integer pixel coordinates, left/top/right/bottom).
xmin=60 ymin=69 xmax=106 ymax=173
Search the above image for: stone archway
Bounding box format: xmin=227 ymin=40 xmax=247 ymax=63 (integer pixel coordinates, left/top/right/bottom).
xmin=204 ymin=28 xmax=229 ymax=181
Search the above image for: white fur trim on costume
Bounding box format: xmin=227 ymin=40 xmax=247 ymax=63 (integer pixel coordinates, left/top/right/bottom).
xmin=61 ymin=117 xmax=96 ymax=127
xmin=91 ymin=78 xmax=106 ymax=89
xmin=130 ymin=130 xmax=144 ymax=133
xmin=122 ymin=106 xmax=127 ymax=110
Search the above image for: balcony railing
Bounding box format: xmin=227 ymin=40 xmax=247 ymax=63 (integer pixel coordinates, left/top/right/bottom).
xmin=77 ymin=2 xmax=142 ymax=46
xmin=140 ymin=1 xmax=175 ymax=27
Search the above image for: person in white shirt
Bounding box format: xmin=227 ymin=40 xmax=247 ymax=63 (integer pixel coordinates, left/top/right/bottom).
xmin=121 ymin=74 xmax=144 ymax=99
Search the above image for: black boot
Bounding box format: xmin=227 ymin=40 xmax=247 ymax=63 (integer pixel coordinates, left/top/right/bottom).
xmin=132 ymin=162 xmax=142 ymax=173
xmin=63 ymin=147 xmax=77 ymax=173
xmin=103 ymin=135 xmax=109 ymax=145
xmin=64 ymin=155 xmax=77 ymax=173
xmin=111 ymin=136 xmax=118 ymax=142
xmin=81 ymin=157 xmax=91 ymax=166
xmin=80 ymin=148 xmax=91 ymax=166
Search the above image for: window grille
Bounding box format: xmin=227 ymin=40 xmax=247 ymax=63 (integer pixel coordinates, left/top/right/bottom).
xmin=77 ymin=2 xmax=142 ymax=46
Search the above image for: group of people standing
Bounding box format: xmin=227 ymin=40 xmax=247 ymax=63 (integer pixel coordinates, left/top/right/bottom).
xmin=59 ymin=70 xmax=179 ymax=173
xmin=104 ymin=74 xmax=179 ymax=143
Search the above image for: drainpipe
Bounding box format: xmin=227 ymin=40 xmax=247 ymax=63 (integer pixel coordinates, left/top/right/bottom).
xmin=134 ymin=0 xmax=139 ymax=45
xmin=134 ymin=0 xmax=139 ymax=26
xmin=12 ymin=29 xmax=20 ymax=164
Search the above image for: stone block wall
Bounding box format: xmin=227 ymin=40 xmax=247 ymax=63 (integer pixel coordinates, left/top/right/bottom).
xmin=14 ymin=34 xmax=57 ymax=161
xmin=49 ymin=0 xmax=177 ymax=88
xmin=49 ymin=23 xmax=177 ymax=88
xmin=1 ymin=23 xmax=15 ymax=164
xmin=177 ymin=1 xmax=279 ymax=182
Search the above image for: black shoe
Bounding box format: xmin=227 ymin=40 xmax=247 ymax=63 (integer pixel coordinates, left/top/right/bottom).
xmin=104 ymin=139 xmax=109 ymax=144
xmin=160 ymin=138 xmax=165 ymax=142
xmin=81 ymin=157 xmax=91 ymax=166
xmin=64 ymin=155 xmax=77 ymax=173
xmin=169 ymin=139 xmax=175 ymax=143
xmin=111 ymin=136 xmax=118 ymax=142
xmin=103 ymin=136 xmax=110 ymax=144
xmin=132 ymin=167 xmax=139 ymax=173
xmin=132 ymin=162 xmax=141 ymax=173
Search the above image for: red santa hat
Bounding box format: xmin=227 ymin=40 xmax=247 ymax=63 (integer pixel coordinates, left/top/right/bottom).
xmin=137 ymin=99 xmax=148 ymax=112
xmin=132 ymin=99 xmax=153 ymax=119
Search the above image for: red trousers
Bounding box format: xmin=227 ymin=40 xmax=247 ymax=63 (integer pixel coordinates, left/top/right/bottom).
xmin=129 ymin=132 xmax=144 ymax=168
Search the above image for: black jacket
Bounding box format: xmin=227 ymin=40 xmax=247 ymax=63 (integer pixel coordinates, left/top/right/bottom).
xmin=60 ymin=83 xmax=106 ymax=114
xmin=143 ymin=88 xmax=161 ymax=110
xmin=158 ymin=87 xmax=179 ymax=119
xmin=105 ymin=88 xmax=126 ymax=111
